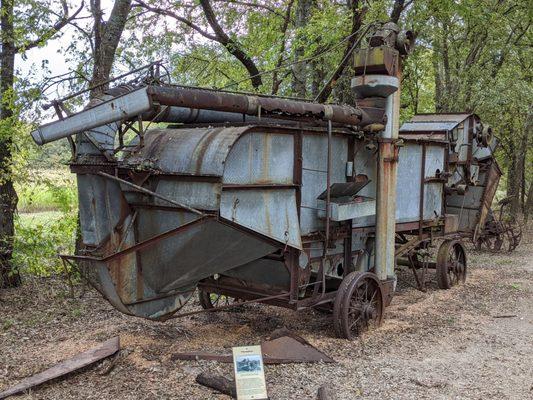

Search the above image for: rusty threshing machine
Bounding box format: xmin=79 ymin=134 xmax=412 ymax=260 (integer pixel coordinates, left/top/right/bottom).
xmin=31 ymin=23 xmax=502 ymax=339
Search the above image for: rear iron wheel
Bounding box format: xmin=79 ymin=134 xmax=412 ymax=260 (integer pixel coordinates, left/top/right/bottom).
xmin=505 ymin=224 xmax=522 ymax=252
xmin=475 ymin=234 xmax=504 ymax=252
xmin=436 ymin=240 xmax=467 ymax=289
xmin=333 ymin=272 xmax=384 ymax=340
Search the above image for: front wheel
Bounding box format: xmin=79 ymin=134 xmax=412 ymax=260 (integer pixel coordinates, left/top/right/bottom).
xmin=333 ymin=272 xmax=384 ymax=340
xmin=436 ymin=239 xmax=467 ymax=289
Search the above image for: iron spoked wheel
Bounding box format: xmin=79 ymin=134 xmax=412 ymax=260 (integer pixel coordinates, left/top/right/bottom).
xmin=333 ymin=272 xmax=384 ymax=340
xmin=505 ymin=224 xmax=522 ymax=252
xmin=475 ymin=234 xmax=504 ymax=252
xmin=436 ymin=240 xmax=467 ymax=289
xmin=198 ymin=290 xmax=239 ymax=309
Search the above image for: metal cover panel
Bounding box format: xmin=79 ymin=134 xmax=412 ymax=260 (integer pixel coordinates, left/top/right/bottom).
xmin=446 ymin=206 xmax=479 ymax=231
xmin=399 ymin=132 xmax=447 ymax=140
xmin=446 ymin=186 xmax=485 ymax=208
xmin=224 ymin=259 xmax=290 ymax=290
xmin=317 ymin=198 xmax=376 ymax=221
xmin=424 ymin=183 xmax=443 ymax=219
xmin=153 ymin=179 xmax=221 ymax=211
xmin=77 ymin=174 xmax=127 ymax=246
xmin=395 ymin=144 xmax=422 ymax=221
xmin=134 ymin=210 xmax=276 ymax=292
xmin=425 ymin=146 xmax=445 ymax=177
xmin=220 ymin=189 xmax=302 ymax=249
xmin=125 ymin=126 xmax=252 ymax=176
xmin=317 ymin=176 xmax=369 ymax=200
xmin=400 ymin=121 xmax=459 ymax=132
xmin=224 ymin=132 xmax=294 ymax=184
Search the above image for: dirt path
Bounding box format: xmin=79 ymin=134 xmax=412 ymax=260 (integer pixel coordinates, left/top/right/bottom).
xmin=1 ymin=234 xmax=531 ymax=399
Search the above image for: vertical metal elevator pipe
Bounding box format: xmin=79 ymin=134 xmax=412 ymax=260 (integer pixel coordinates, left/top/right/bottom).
xmin=375 ymin=79 xmax=400 ymax=282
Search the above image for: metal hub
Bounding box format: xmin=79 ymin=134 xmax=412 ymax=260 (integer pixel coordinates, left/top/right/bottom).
xmin=361 ymin=302 xmax=377 ymax=321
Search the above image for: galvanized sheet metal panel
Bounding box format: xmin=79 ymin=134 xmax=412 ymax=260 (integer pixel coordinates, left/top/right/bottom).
xmin=317 ymin=198 xmax=376 ymax=221
xmin=396 ymin=144 xmax=422 ymax=221
xmin=154 ymin=179 xmax=221 ymax=211
xmin=352 ymin=142 xmax=445 ymax=227
xmin=134 ymin=209 xmax=276 ymax=292
xmin=224 ymin=132 xmax=294 ymax=184
xmin=77 ymin=174 xmax=127 ymax=246
xmin=125 ymin=126 xmax=251 ymax=176
xmin=224 ymin=259 xmax=290 ymax=290
xmin=300 ymin=134 xmax=348 ymax=234
xmin=220 ymin=189 xmax=302 ymax=249
xmin=423 ymin=183 xmax=443 ymax=219
xmin=400 ymin=121 xmax=458 ymax=132
xmin=446 ymin=186 xmax=485 ymax=208
xmin=446 ymin=206 xmax=479 ymax=231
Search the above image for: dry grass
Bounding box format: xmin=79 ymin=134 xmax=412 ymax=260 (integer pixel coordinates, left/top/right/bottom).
xmin=1 ymin=230 xmax=532 ymax=399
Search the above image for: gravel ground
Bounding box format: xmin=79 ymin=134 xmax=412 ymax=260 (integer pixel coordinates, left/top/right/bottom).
xmin=1 ymin=231 xmax=532 ymax=400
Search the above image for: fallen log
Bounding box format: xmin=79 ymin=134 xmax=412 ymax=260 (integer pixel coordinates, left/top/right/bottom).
xmin=196 ymin=372 xmax=237 ymax=398
xmin=0 ymin=337 xmax=120 ymax=399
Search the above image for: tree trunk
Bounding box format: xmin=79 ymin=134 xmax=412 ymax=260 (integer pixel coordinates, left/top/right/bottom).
xmin=525 ymin=181 xmax=533 ymax=223
xmin=291 ymin=0 xmax=313 ymax=97
xmin=90 ymin=0 xmax=132 ymax=98
xmin=0 ymin=0 xmax=21 ymax=288
xmin=520 ymin=107 xmax=532 ymax=214
xmin=315 ymin=0 xmax=365 ymax=103
xmin=432 ymin=34 xmax=443 ymax=112
xmin=506 ymin=141 xmax=520 ymax=219
xmin=390 ymin=0 xmax=406 ymax=24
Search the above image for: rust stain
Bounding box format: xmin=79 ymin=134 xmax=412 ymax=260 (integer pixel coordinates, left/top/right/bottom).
xmin=263 ymin=191 xmax=272 ymax=236
xmin=261 ymin=133 xmax=271 ymax=183
xmin=194 ymin=127 xmax=224 ymax=174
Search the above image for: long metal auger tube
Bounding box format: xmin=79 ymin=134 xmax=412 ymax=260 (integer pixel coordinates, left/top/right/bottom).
xmin=147 ymin=86 xmax=363 ymax=126
xmin=30 ymin=84 xmax=367 ymax=146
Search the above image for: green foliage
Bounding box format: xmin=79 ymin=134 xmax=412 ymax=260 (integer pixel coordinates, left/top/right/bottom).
xmin=13 ymin=166 xmax=77 ymax=277
xmin=13 ymin=210 xmax=77 ymax=277
xmin=16 ymin=169 xmax=77 ymax=213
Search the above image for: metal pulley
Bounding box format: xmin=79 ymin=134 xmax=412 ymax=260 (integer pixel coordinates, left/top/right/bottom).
xmin=474 ymin=121 xmax=494 ymax=147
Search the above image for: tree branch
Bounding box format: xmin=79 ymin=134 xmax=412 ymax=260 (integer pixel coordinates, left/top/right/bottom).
xmin=90 ymin=0 xmax=132 ymax=97
xmin=390 ymin=0 xmax=413 ymax=23
xmin=199 ymin=0 xmax=262 ymax=89
xmin=213 ymin=0 xmax=286 ymax=19
xmin=15 ymin=1 xmax=85 ymax=53
xmin=315 ymin=1 xmax=366 ymax=103
xmin=133 ymin=0 xmax=218 ymax=41
xmin=271 ymin=0 xmax=294 ymax=94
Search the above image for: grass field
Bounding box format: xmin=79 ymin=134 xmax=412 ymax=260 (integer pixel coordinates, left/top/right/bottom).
xmin=14 ymin=169 xmax=78 ymax=276
xmin=15 ymin=168 xmax=77 ymax=213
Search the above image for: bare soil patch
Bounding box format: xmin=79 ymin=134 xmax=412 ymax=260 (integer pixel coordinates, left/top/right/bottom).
xmin=1 ymin=232 xmax=532 ymax=399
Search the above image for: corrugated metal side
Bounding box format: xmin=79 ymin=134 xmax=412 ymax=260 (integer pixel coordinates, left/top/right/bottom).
xmin=124 ymin=126 xmax=252 ymax=176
